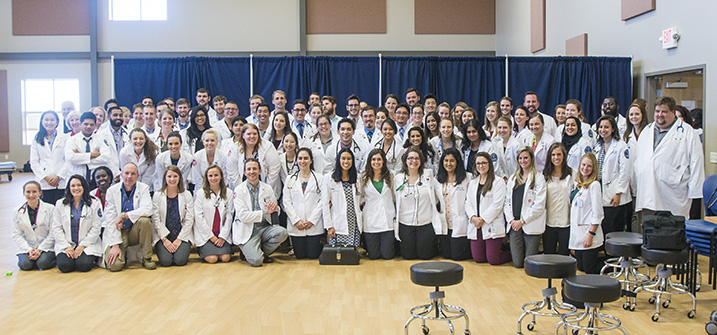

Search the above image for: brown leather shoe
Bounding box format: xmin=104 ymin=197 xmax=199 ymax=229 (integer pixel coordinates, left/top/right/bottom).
xmin=143 ymin=259 xmax=157 ymax=270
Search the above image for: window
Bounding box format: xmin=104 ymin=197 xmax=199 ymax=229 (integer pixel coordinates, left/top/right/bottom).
xmin=21 ymin=79 xmax=79 ymax=145
xmin=109 ymin=0 xmax=167 ymax=21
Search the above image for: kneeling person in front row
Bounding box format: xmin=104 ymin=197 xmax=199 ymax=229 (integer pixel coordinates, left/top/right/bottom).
xmin=233 ymin=158 xmax=288 ymax=267
xmin=103 ymin=163 xmax=156 ymax=271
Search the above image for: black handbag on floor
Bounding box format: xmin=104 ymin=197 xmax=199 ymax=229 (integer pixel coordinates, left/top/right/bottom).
xmin=319 ymin=245 xmax=360 ymax=265
xmin=642 ymin=211 xmax=687 ymax=250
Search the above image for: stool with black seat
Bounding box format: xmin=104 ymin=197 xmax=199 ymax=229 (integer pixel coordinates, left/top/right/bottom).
xmin=404 ymin=261 xmax=470 ymax=335
xmin=633 ymin=245 xmax=697 ymax=321
xmin=517 ymin=254 xmax=577 ymax=335
xmin=602 ymin=236 xmax=651 ymax=310
xmin=556 ymin=274 xmax=628 ymax=334
xmin=601 ymin=232 xmax=649 ymax=276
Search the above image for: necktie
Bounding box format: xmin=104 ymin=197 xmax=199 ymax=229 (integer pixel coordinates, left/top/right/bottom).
xmin=84 ymin=137 xmax=92 ymax=181
xmin=297 ymin=123 xmax=304 ymax=138
xmin=399 ymin=127 xmax=405 ymax=139
xmin=367 ymin=130 xmax=374 ymax=141
xmin=212 ymin=207 xmax=221 ymax=236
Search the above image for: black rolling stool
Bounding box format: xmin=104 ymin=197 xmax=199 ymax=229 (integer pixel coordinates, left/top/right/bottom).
xmin=404 ymin=262 xmax=470 ymax=335
xmin=556 ymin=275 xmax=628 ymax=334
xmin=602 ymin=236 xmax=651 ymax=310
xmin=601 ymin=232 xmax=649 ymax=276
xmin=633 ymin=246 xmax=697 ymax=321
xmin=517 ymin=255 xmax=577 ymax=335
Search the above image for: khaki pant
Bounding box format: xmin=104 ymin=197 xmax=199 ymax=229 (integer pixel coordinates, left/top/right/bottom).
xmin=105 ymin=217 xmax=153 ymax=272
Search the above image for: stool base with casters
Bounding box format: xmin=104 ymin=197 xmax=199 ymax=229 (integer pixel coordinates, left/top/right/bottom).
xmin=404 ymin=287 xmax=470 ymax=335
xmin=405 ymin=262 xmax=470 ymax=335
xmin=634 ymin=246 xmax=697 ymax=321
xmin=555 ymin=302 xmax=628 ymax=335
xmin=517 ymin=255 xmax=577 ymax=335
xmin=556 ymin=275 xmax=628 ymax=335
xmin=517 ymin=278 xmax=577 ymax=335
xmin=601 ymin=237 xmax=651 ymax=311
xmin=634 ymin=266 xmax=697 ymax=321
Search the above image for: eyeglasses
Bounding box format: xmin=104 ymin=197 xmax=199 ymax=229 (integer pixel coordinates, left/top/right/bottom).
xmin=406 ymin=157 xmax=421 ymax=161
xmin=475 ymin=162 xmax=489 ymax=166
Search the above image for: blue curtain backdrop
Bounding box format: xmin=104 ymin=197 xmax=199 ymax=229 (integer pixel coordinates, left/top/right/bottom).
xmin=381 ymin=56 xmax=506 ymax=120
xmin=508 ymin=56 xmax=632 ymax=124
xmin=114 ymin=56 xmax=251 ymax=113
xmin=113 ymin=56 xmax=630 ymax=123
xmin=253 ymin=56 xmax=379 ymax=116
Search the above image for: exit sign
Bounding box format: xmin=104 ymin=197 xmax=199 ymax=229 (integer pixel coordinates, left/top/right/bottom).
xmin=662 ymin=27 xmax=679 ymax=49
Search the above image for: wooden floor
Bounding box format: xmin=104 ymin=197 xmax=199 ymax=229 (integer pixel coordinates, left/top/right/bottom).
xmin=0 ymin=173 xmax=715 ymax=334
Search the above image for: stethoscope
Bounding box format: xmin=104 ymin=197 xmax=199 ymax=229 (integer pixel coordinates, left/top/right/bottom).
xmin=334 ymin=139 xmax=361 ymax=157
xmin=377 ymin=138 xmax=398 ymax=163
xmin=287 ymin=170 xmax=321 ymax=194
xmin=674 ymin=122 xmax=685 ymax=141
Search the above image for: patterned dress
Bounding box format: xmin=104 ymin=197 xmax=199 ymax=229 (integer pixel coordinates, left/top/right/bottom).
xmin=330 ymin=181 xmax=361 ymax=246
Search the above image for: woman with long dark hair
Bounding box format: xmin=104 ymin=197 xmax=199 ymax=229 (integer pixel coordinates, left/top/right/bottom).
xmin=542 ymin=143 xmax=574 ymax=256
xmin=265 ymin=111 xmax=292 ymax=150
xmin=151 ymin=166 xmax=194 ymax=267
xmin=322 ymin=148 xmax=362 ymax=247
xmin=181 ymin=105 xmax=212 ymax=153
xmin=283 ymin=148 xmax=324 ymax=259
xmin=193 ymin=165 xmax=234 ymax=263
xmin=594 ymin=115 xmax=631 ymax=235
xmin=359 ymin=149 xmax=396 ymax=260
xmin=119 ymin=128 xmax=158 ymax=191
xmin=52 ymin=175 xmax=103 ymax=273
xmin=30 ymin=110 xmax=68 ymax=205
xmin=404 ymin=126 xmax=437 ymax=174
xmin=375 ymin=119 xmax=404 ymax=174
xmin=434 ymin=148 xmax=471 ymax=260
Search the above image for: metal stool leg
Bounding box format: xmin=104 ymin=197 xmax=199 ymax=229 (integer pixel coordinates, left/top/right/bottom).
xmin=405 ymin=287 xmax=470 ymax=334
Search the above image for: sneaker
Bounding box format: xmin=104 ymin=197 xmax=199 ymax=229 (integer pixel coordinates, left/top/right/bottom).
xmin=143 ymin=259 xmax=157 ymax=270
xmin=263 ymin=256 xmax=274 ymax=264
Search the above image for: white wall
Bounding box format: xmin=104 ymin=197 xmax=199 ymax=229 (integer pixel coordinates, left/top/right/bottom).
xmin=307 ymin=0 xmax=495 ymax=52
xmin=495 ymin=0 xmax=717 ymax=174
xmin=0 ymin=60 xmax=92 ymax=164
xmin=97 ymin=0 xmax=300 ymax=52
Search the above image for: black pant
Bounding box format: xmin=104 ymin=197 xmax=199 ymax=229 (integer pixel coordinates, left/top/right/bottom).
xmin=291 ymin=235 xmax=323 ymax=259
xmin=56 ymin=252 xmax=97 ymax=273
xmin=602 ymin=202 xmax=632 ymax=235
xmin=543 ymin=226 xmax=570 ymax=255
xmin=40 ymin=189 xmax=64 ymax=206
xmin=399 ymin=223 xmax=436 ymax=260
xmin=438 ymin=230 xmax=452 ymax=259
xmin=450 ymin=236 xmax=471 ymax=260
xmin=574 ymin=248 xmax=601 ymax=274
xmin=363 ymin=231 xmax=395 ymax=260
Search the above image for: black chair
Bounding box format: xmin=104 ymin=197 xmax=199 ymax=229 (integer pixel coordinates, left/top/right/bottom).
xmin=602 ymin=236 xmax=651 ymax=310
xmin=633 ymin=246 xmax=697 ymax=321
xmin=556 ymin=275 xmax=628 ymax=334
xmin=517 ymin=255 xmax=577 ymax=335
xmin=404 ymin=262 xmax=470 ymax=335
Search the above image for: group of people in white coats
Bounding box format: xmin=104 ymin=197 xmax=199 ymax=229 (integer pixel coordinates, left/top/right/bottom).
xmin=15 ymin=91 xmax=704 ymax=274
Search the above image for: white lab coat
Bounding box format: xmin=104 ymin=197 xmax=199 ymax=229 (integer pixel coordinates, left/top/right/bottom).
xmin=193 ymin=188 xmax=234 ymax=247
xmin=52 ymin=198 xmax=103 ymax=257
xmin=102 ymin=182 xmax=153 ymax=247
xmin=12 ymin=201 xmax=55 ymax=254
xmin=282 ymin=171 xmax=325 ymax=237
xmin=462 ymin=140 xmax=496 ymax=174
xmin=374 ymin=138 xmax=405 ymax=175
xmin=565 ymin=137 xmax=594 ymax=172
xmin=594 ymin=138 xmax=632 ymax=206
xmin=279 ymin=152 xmax=299 ymax=185
xmin=119 ymin=145 xmax=157 ymax=191
xmin=322 ymin=136 xmax=372 ymax=175
xmin=358 ymin=175 xmax=396 ymax=233
xmin=591 ymin=114 xmax=627 ymax=142
xmin=503 ymin=172 xmax=547 ymax=235
xmin=429 ymin=136 xmax=463 ymax=163
xmin=434 ymin=176 xmax=471 ymax=238
xmin=465 ymin=177 xmax=507 ymax=240
xmin=192 ymin=148 xmax=229 ymax=188
xmin=212 ymin=119 xmax=232 ymax=142
xmin=232 ymin=180 xmax=279 ymax=245
xmin=322 ymin=178 xmax=363 ymax=236
xmin=63 ymin=133 xmax=119 ymax=178
xmin=356 ymin=126 xmax=382 ymax=147
xmin=141 ymin=125 xmax=161 ymax=144
xmin=625 ymin=130 xmax=639 ymax=196
xmin=226 ymin=142 xmax=282 ymax=198
xmin=394 ymin=172 xmax=445 ymax=240
xmin=291 ymin=120 xmax=318 ymax=147
xmin=150 ymin=190 xmax=194 ymax=245
xmin=154 ymin=150 xmax=193 ymax=190
xmin=522 ymin=133 xmax=556 ymax=173
xmin=634 ymin=119 xmax=704 ymax=218
xmin=569 ymin=182 xmax=604 ymax=250
xmin=492 ymin=136 xmax=522 ymax=178
xmin=30 ymin=132 xmax=68 ymax=190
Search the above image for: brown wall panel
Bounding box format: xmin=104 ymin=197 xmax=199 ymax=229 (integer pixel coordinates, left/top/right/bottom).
xmin=306 ymin=0 xmax=386 ymax=34
xmin=414 ymin=0 xmax=495 ymax=34
xmin=530 ymin=0 xmax=545 ymax=53
xmin=566 ymin=33 xmax=588 ymax=56
xmin=12 ymin=0 xmax=89 ymax=35
xmin=0 ymin=71 xmax=8 ymax=152
xmin=621 ymin=0 xmax=655 ymax=21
